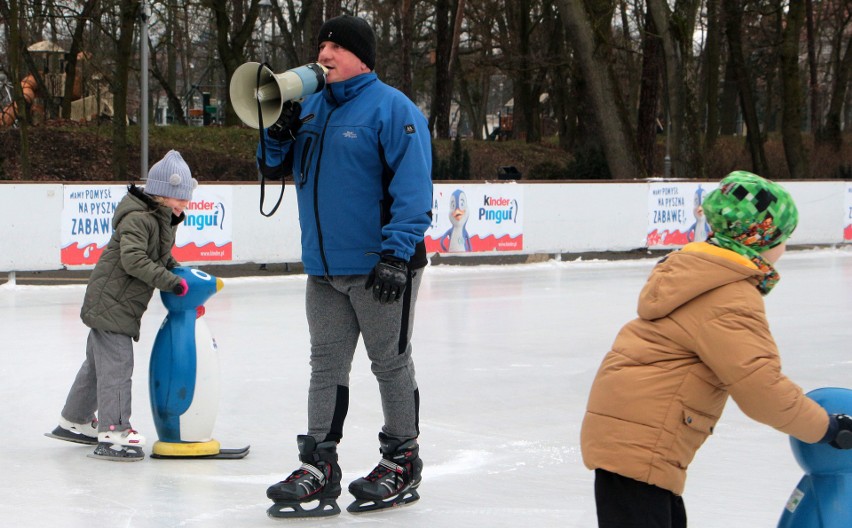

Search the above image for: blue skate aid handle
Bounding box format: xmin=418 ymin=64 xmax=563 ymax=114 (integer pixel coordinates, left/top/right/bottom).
xmin=777 ymin=387 xmax=852 ymax=528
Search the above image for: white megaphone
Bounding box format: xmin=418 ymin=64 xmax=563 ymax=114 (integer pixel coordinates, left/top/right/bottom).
xmin=230 ymin=62 xmax=328 ymax=129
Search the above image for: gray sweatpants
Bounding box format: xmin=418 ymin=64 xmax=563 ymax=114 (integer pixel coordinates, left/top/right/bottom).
xmin=61 ymin=328 xmax=135 ymax=433
xmin=305 ymin=271 xmax=422 ymax=444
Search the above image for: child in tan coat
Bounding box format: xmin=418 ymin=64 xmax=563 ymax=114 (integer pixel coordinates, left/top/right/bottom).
xmin=581 ymin=171 xmax=852 ymax=527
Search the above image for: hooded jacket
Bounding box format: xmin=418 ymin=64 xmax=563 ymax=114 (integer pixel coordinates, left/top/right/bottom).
xmin=580 ymin=242 xmax=828 ymax=495
xmin=258 ymin=72 xmax=433 ymax=276
xmin=80 ymin=185 xmax=184 ymax=340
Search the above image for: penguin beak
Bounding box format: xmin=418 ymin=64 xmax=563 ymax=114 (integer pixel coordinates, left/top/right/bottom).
xmin=216 ymin=277 xmax=224 ymax=292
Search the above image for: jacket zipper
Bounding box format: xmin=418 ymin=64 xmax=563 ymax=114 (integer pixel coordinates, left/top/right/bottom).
xmin=298 ymin=136 xmax=313 ymax=188
xmin=313 ymin=104 xmax=338 ymax=279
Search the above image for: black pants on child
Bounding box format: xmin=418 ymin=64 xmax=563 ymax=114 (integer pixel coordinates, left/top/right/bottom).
xmin=594 ymin=469 xmax=687 ymax=528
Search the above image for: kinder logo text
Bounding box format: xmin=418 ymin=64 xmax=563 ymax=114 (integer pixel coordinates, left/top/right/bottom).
xmin=184 ymin=200 xmax=226 ymax=231
xmin=479 ymin=195 xmax=518 ymax=225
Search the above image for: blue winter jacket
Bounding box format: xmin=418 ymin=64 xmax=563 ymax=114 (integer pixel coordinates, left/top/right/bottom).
xmin=257 ymin=72 xmax=433 ymax=276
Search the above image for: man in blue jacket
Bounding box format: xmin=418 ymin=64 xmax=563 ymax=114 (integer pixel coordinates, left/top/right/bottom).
xmin=258 ymin=15 xmax=432 ymax=518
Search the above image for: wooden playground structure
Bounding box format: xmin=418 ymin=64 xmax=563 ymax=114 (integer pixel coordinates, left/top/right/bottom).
xmin=0 ymin=40 xmax=113 ymax=127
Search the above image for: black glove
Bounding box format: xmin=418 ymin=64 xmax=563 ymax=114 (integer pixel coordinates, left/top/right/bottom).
xmin=365 ymin=256 xmax=409 ymax=304
xmin=828 ymin=414 xmax=852 ymax=449
xmin=267 ymin=100 xmax=302 ymax=142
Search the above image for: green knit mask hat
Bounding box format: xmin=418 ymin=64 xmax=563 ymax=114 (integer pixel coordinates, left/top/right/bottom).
xmin=704 ymin=171 xmax=798 ymax=257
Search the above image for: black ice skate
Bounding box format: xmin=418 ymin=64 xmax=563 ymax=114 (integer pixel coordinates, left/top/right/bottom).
xmin=266 ymin=435 xmax=342 ymax=519
xmin=347 ymin=433 xmax=422 ymax=514
xmin=87 ymin=428 xmax=145 ymax=462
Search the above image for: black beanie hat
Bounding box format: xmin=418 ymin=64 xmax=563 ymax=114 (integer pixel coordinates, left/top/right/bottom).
xmin=317 ymin=15 xmax=376 ymax=71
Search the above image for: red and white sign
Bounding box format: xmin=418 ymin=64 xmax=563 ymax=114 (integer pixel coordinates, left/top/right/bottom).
xmin=60 ymin=185 xmax=233 ymax=266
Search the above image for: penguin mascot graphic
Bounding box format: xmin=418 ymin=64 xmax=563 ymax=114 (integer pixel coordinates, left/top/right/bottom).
xmin=439 ymin=189 xmax=472 ymax=252
xmin=149 ymin=267 xmax=248 ymax=459
xmin=687 ymin=185 xmax=711 ymax=243
xmin=778 ymin=387 xmax=852 ymax=527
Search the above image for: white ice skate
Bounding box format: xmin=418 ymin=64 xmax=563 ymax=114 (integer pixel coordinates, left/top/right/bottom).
xmin=45 ymin=417 xmax=99 ymax=445
xmin=88 ymin=428 xmax=146 ymax=462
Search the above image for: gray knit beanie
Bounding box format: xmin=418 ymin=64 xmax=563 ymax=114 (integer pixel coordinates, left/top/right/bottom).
xmin=317 ymin=15 xmax=376 ymax=70
xmin=144 ymin=150 xmax=197 ymax=201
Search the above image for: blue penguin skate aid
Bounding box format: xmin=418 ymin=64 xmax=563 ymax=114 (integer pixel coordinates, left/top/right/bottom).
xmin=148 ymin=267 xmax=249 ymax=459
xmin=777 ymin=387 xmax=852 ymax=527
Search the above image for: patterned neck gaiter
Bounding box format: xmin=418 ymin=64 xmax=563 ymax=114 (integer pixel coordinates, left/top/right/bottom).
xmin=708 ymin=236 xmax=780 ymax=294
xmin=703 ymin=171 xmax=798 ymax=295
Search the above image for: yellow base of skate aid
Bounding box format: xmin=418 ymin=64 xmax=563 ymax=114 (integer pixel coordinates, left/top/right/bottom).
xmin=152 ymin=439 xmax=221 ymax=457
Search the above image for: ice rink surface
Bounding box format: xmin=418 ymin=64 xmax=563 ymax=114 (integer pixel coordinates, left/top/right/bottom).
xmin=2 ymin=247 xmax=851 ymax=527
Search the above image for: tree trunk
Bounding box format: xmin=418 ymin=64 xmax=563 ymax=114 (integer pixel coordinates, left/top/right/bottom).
xmin=558 ymin=0 xmax=643 ymax=180
xmin=779 ymin=0 xmax=808 ymax=179
xmin=522 ymin=0 xmax=561 ymax=144
xmin=549 ymin=12 xmax=574 ymax=150
xmin=718 ymin=51 xmax=739 ymax=135
xmin=513 ymin=0 xmax=537 ymax=142
xmin=636 ymin=6 xmax=663 ymax=175
xmin=647 ymin=0 xmax=703 ymax=180
xmin=213 ymin=0 xmax=260 ymax=126
xmin=7 ymin=14 xmax=56 ymax=122
xmin=398 ymin=0 xmax=414 ymax=98
xmin=150 ymin=43 xmax=187 ymax=126
xmin=430 ymin=0 xmax=452 ymax=138
xmin=702 ymin=0 xmax=721 ymax=150
xmin=762 ymin=8 xmax=782 ymax=134
xmin=805 ymin=0 xmax=820 ymax=134
xmin=61 ymin=0 xmax=99 ymax=120
xmin=111 ymin=0 xmax=140 ymax=181
xmin=0 ymin=0 xmax=31 ymax=178
xmin=166 ymin=0 xmax=182 ymax=124
xmin=722 ymin=0 xmax=768 ymax=176
xmin=819 ymin=36 xmax=852 ymax=149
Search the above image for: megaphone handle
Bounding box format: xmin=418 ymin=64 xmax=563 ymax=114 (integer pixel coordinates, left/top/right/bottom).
xmin=259 ymin=165 xmax=285 ymax=217
xmin=257 ymin=129 xmax=285 ymax=218
xmin=256 ymin=62 xmax=285 ymax=218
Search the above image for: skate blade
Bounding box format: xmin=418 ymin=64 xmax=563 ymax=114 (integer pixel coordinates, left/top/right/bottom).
xmin=88 ymin=443 xmax=145 ymax=462
xmin=346 ymin=489 xmax=420 ymax=514
xmin=267 ymin=498 xmax=341 ymax=519
xmin=87 ymin=452 xmax=145 ymax=462
xmin=44 ymin=428 xmax=97 ymax=446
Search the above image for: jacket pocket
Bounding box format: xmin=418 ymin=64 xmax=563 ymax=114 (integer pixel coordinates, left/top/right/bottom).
xmin=682 ymin=407 xmax=716 ymax=434
xmin=667 ymin=406 xmax=718 ymax=469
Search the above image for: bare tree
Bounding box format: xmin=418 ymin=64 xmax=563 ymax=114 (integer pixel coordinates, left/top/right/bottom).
xmin=210 ymin=0 xmax=261 ymax=126
xmin=149 ymin=36 xmax=187 ymax=125
xmin=398 ymin=0 xmax=415 ymax=97
xmin=558 ymin=0 xmax=643 ymax=180
xmin=701 ymin=0 xmax=721 ymax=152
xmin=647 ymin=0 xmax=703 ymax=180
xmin=60 ymin=0 xmax=100 ymax=120
xmin=804 ymin=0 xmax=819 ymax=134
xmin=636 ymin=5 xmax=663 ymax=175
xmin=779 ymin=0 xmax=807 ymax=178
xmin=821 ymin=35 xmax=852 ymax=149
xmin=0 ymin=0 xmax=32 ymax=178
xmin=817 ymin=4 xmax=852 ymax=149
xmin=429 ymin=0 xmax=461 ymax=138
xmin=111 ymin=0 xmax=140 ymax=180
xmin=722 ymin=0 xmax=768 ymax=176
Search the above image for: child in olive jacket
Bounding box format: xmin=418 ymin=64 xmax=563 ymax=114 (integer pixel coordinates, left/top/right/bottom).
xmin=581 ymin=171 xmax=852 ymax=527
xmin=48 ymin=150 xmax=198 ymax=461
